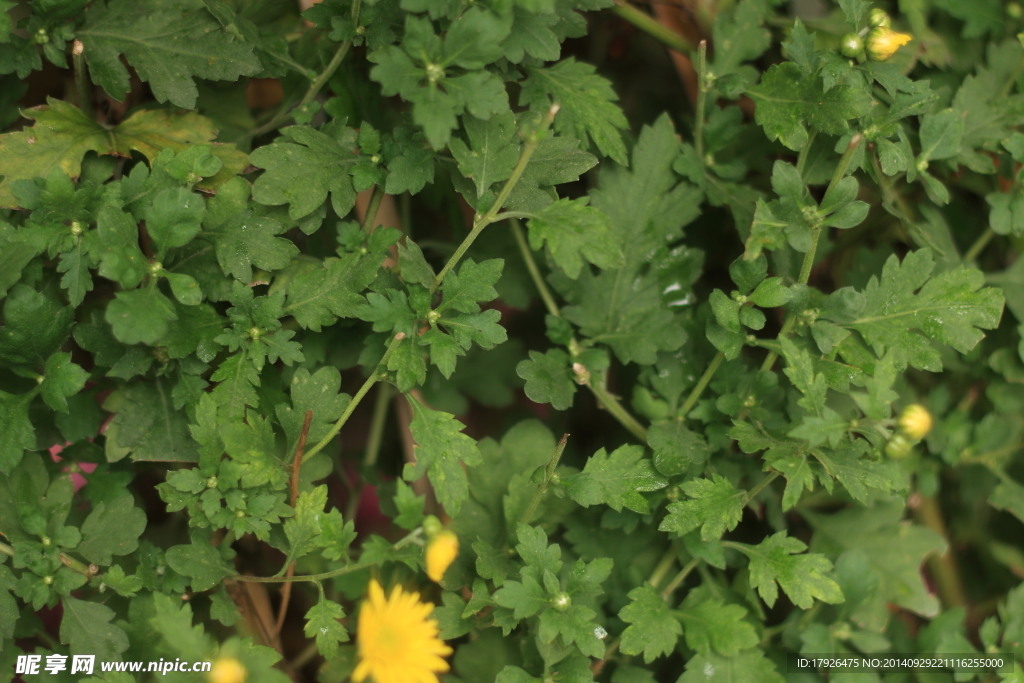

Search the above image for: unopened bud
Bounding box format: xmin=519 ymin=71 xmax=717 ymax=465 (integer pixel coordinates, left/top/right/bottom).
xmin=898 ymin=404 xmax=932 ymax=441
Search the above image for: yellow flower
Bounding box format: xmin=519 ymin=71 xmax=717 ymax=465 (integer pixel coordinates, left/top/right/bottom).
xmin=208 ymin=657 xmax=247 ymax=683
xmin=353 ymin=580 xmax=453 ymax=683
xmin=866 ymin=27 xmax=912 ymax=61
xmin=426 ymin=529 xmax=459 ymax=582
xmin=898 ymin=404 xmax=933 ymax=441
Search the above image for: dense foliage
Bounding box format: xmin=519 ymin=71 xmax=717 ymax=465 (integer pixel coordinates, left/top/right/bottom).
xmin=1 ymin=0 xmax=1023 ymax=681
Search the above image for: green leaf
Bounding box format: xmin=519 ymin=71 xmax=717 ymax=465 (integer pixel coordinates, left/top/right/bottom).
xmin=202 ymin=177 xmax=298 ymax=282
xmin=747 ymin=62 xmax=872 ymax=151
xmin=619 ymin=584 xmax=682 ymax=663
xmin=165 ymin=532 xmax=235 ymax=592
xmin=0 ymin=565 xmax=17 ymax=642
xmin=733 ymin=531 xmax=844 ymax=609
xmin=659 ymin=474 xmax=745 ymax=541
xmin=146 ymin=187 xmax=205 ymax=253
xmin=711 ymin=0 xmax=772 ymax=77
xmin=434 ymin=592 xmax=472 ymax=639
xmin=648 ymin=419 xmax=708 ymax=476
xmin=98 ymin=564 xmax=144 ymax=597
xmin=0 ymin=99 xmax=246 ymax=208
xmin=748 ymin=277 xmax=791 ymax=308
xmin=304 ymin=595 xmax=349 ymax=659
xmin=493 ymin=573 xmax=548 ymax=619
xmin=105 ymin=380 xmax=200 ymax=462
xmin=526 ymin=197 xmax=623 ymax=278
xmin=403 ymin=394 xmax=483 ymax=515
xmin=439 ymin=258 xmax=503 ymax=313
xmin=276 ymin=367 xmax=350 ymax=457
xmin=105 ymin=286 xmax=178 ymax=346
xmin=0 ymin=390 xmax=37 ymax=475
xmin=250 ymin=126 xmax=360 ymax=220
xmin=516 ymin=348 xmax=577 ymax=410
xmin=562 ymin=444 xmax=668 ymax=514
xmin=60 ymin=597 xmax=130 ymax=661
xmin=521 ymin=58 xmax=629 ymax=165
xmin=805 ymin=501 xmax=945 ymax=617
xmin=918 ymin=109 xmax=963 ymax=162
xmin=678 ymin=650 xmax=785 ymax=683
xmin=449 ymin=111 xmax=520 ymax=200
xmin=78 ymin=0 xmax=261 ymax=108
xmin=678 ymin=589 xmax=758 ymax=656
xmin=845 ymin=249 xmax=1005 ymax=371
xmin=40 ymin=351 xmax=89 ymax=413
xmin=284 ymin=485 xmax=329 ymax=565
xmin=78 ymin=494 xmax=147 ymax=566
xmin=502 ymin=136 xmax=598 ymax=213
xmin=0 ymin=284 xmax=74 ymax=363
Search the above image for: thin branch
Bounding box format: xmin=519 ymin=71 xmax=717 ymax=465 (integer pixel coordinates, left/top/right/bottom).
xmin=275 ymin=410 xmax=315 ymax=640
xmin=610 ymin=0 xmax=694 ymax=54
xmin=760 ymin=133 xmax=863 ymax=372
xmin=360 ymin=185 xmax=386 ymax=234
xmin=301 ymin=333 xmax=405 ymax=464
xmin=678 ymin=351 xmax=723 ymax=418
xmin=520 ymin=434 xmax=570 ymax=526
xmin=431 ymin=105 xmax=559 ymax=292
xmin=660 ymin=558 xmax=700 ymax=599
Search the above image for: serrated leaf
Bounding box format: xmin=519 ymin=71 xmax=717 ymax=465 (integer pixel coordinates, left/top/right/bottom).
xmin=78 ymin=494 xmax=147 ymax=566
xmin=202 ymin=177 xmax=298 ymax=282
xmin=304 ymin=595 xmax=348 ymax=659
xmin=105 ymin=286 xmax=178 ymax=346
xmin=403 ymin=394 xmax=483 ymax=515
xmin=40 ymin=351 xmax=89 ymax=413
xmin=678 ymin=650 xmax=785 ymax=683
xmin=733 ymin=531 xmax=844 ymax=609
xmin=78 ymin=0 xmax=261 ymax=109
xmin=284 ymin=485 xmax=329 ymax=566
xmin=562 ymin=444 xmax=668 ymax=513
xmin=659 ymin=474 xmax=745 ymax=541
xmin=0 ymin=390 xmax=34 ymax=475
xmin=449 ymin=110 xmax=520 ymax=199
xmin=516 ymin=348 xmax=576 ymax=410
xmin=526 ymin=197 xmax=623 ymax=279
xmin=60 ymin=597 xmax=130 ymax=662
xmin=846 ymin=249 xmax=1005 ymax=371
xmin=250 ymin=125 xmax=360 ymax=220
xmin=619 ymin=584 xmax=682 ymax=663
xmin=678 ymin=590 xmax=758 ymax=656
xmin=748 ymin=62 xmax=871 ymax=151
xmin=520 ymin=58 xmax=629 ymax=165
xmin=648 ymin=420 xmax=709 ymax=476
xmin=165 ymin=532 xmax=235 ymax=592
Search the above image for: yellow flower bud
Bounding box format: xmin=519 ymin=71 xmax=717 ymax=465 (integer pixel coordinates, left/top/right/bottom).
xmin=426 ymin=529 xmax=459 ymax=582
xmin=209 ymin=657 xmax=247 ymax=683
xmin=866 ymin=27 xmax=912 ymax=61
xmin=898 ymin=404 xmax=932 ymax=441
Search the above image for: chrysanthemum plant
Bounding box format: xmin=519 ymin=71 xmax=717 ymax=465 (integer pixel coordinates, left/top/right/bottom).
xmin=1 ymin=0 xmax=1024 ymax=680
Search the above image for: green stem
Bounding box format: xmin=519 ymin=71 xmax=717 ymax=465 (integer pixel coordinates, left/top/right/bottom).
xmin=694 ymin=40 xmax=708 ymax=164
xmin=490 ymin=211 xmax=537 ymax=223
xmin=512 ymin=218 xmax=649 ymax=442
xmin=610 ymin=1 xmax=694 ymax=54
xmin=914 ymin=494 xmax=967 ymax=608
xmin=363 ymin=383 xmax=393 ymax=469
xmin=59 ymin=553 xmax=96 ymax=578
xmin=964 ymin=228 xmax=995 ymax=263
xmin=0 ymin=541 xmax=13 ymax=557
xmin=678 ymin=351 xmax=723 ymax=418
xmin=588 ymin=379 xmax=649 ymax=442
xmin=301 ymin=334 xmax=404 ymax=464
xmin=432 ymin=105 xmax=559 ymax=291
xmin=511 ymin=218 xmax=561 ymax=317
xmin=660 ymin=558 xmax=700 ymax=599
xmin=999 ymin=52 xmax=1024 ymax=99
xmin=520 ymin=434 xmax=569 ymax=526
xmin=360 ymin=185 xmax=386 ymax=234
xmin=745 ymin=471 xmax=780 ymax=503
xmin=245 ymin=38 xmax=355 ymax=140
xmin=647 ymin=546 xmax=678 ymax=589
xmin=760 ymin=133 xmax=863 ymax=372
xmin=72 ymin=42 xmax=91 ymax=115
xmin=240 ymin=528 xmax=423 ymax=584
xmin=796 ymin=130 xmax=817 ymax=180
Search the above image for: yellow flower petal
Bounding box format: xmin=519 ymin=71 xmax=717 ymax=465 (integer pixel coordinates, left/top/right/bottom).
xmin=426 ymin=530 xmax=459 ymax=582
xmin=208 ymin=658 xmax=247 ymax=683
xmin=898 ymin=404 xmax=932 ymax=440
xmin=867 ymin=27 xmax=912 ymax=61
xmin=356 ymin=580 xmax=453 ymax=683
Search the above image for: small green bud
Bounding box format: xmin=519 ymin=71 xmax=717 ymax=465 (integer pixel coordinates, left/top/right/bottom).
xmin=868 ymin=8 xmax=892 ymax=28
xmin=70 ymin=221 xmax=84 ymax=236
xmin=840 ymin=33 xmax=864 ymax=58
xmin=885 ymin=433 xmax=913 ymax=460
xmin=551 ymin=592 xmax=572 ymax=612
xmin=423 ymin=514 xmax=443 ymax=538
xmin=43 ymin=575 xmax=53 ymax=585
xmin=425 ymin=63 xmax=444 ymax=84
xmin=1009 ymin=2 xmax=1023 ymax=18
xmin=207 ymin=476 xmax=218 ymax=488
xmin=34 ymin=28 xmax=48 ymax=44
